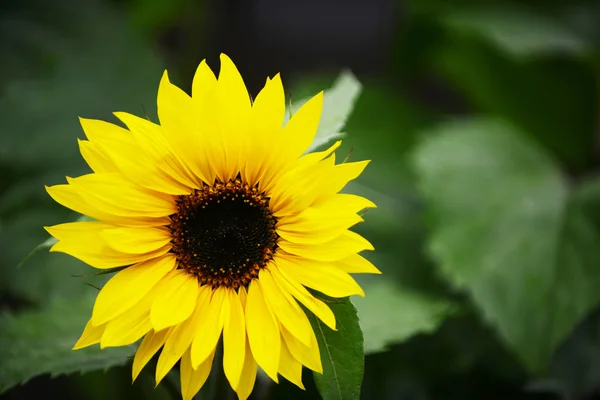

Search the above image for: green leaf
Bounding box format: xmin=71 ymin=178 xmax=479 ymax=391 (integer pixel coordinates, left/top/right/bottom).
xmin=430 ymin=27 xmax=596 ymax=171
xmin=354 ymin=279 xmax=454 ymax=354
xmin=411 ymin=118 xmax=600 ymax=371
xmin=308 ymin=296 xmax=364 ymax=400
xmin=0 ymin=293 xmax=136 ymax=393
xmin=440 ymin=4 xmax=588 ymax=58
xmin=290 ymin=71 xmax=362 ymax=154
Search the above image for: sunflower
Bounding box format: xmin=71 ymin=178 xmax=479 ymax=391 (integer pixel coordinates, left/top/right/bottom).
xmin=45 ymin=54 xmax=379 ymax=400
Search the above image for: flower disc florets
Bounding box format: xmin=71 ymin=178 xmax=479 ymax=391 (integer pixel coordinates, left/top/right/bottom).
xmin=169 ymin=176 xmax=278 ymax=289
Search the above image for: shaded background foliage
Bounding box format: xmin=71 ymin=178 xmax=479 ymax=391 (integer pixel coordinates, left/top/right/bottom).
xmin=1 ymin=0 xmax=600 ymax=398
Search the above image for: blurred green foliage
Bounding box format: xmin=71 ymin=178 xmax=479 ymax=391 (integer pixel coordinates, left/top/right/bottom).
xmin=2 ymin=0 xmax=600 ymax=399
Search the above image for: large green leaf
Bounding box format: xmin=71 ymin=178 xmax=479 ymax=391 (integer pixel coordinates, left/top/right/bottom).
xmin=308 ymin=297 xmax=364 ymax=400
xmin=0 ymin=293 xmax=136 ymax=393
xmin=439 ymin=4 xmax=588 ymax=58
xmin=412 ymin=118 xmax=600 ymax=371
xmin=353 ymin=278 xmax=453 ymax=354
xmin=430 ymin=33 xmax=596 ymax=172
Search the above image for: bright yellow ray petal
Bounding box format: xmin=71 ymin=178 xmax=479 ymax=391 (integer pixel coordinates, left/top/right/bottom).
xmin=79 ymin=116 xmax=194 ymax=195
xmin=281 ymin=326 xmax=322 ymax=374
xmin=73 ymin=319 xmax=105 ymax=350
xmin=114 ymin=112 xmax=200 ymax=190
xmin=46 ymin=222 xmax=170 ymax=269
xmin=280 ymin=91 xmax=323 ymax=160
xmin=238 ymin=286 xmax=248 ymax=308
xmin=68 ymin=173 xmax=176 ymax=218
xmin=157 ymin=71 xmax=213 ymax=185
xmin=259 ymin=268 xmax=312 ymax=346
xmin=46 ymin=184 xmax=165 ymax=226
xmin=100 ymin=226 xmax=172 ymax=254
xmin=278 ymin=193 xmax=375 ymax=229
xmin=269 ymin=154 xmax=335 ymax=217
xmin=260 ymin=138 xmax=341 ymax=196
xmin=279 ymin=338 xmax=305 ymax=389
xmin=180 ymin=348 xmax=215 ymax=400
xmin=278 ymin=230 xmax=373 ymax=262
xmin=78 ymin=117 xmax=133 ymax=144
xmin=92 ymin=255 xmax=176 ymax=326
xmin=246 ymin=279 xmax=280 ymax=383
xmin=192 ymin=59 xmax=217 ymax=100
xmin=316 ymin=160 xmax=370 ymax=199
xmin=223 ymin=288 xmax=246 ymax=390
xmin=244 ymin=75 xmax=285 ymax=187
xmin=212 ymin=53 xmax=252 ymax=181
xmin=270 ymin=261 xmax=336 ymax=330
xmin=155 ymin=286 xmax=209 ymax=385
xmin=276 ymin=214 xmax=363 ymax=245
xmin=132 ymin=328 xmax=170 ymax=382
xmin=190 ymin=287 xmax=226 ymax=368
xmin=276 ymin=256 xmax=364 ymax=298
xmin=101 ymin=292 xmax=155 ymax=348
xmin=235 ymin=339 xmax=258 ymax=400
xmin=334 ymin=253 xmax=381 ymax=274
xmin=150 ymin=270 xmax=199 ymax=332
xmin=78 ymin=139 xmax=118 ymax=173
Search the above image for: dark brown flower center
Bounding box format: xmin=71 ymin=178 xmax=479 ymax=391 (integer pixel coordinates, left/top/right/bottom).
xmin=169 ymin=177 xmax=278 ymax=289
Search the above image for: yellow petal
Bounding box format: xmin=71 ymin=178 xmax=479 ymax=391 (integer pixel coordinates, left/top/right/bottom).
xmin=46 ymin=222 xmax=170 ymax=269
xmin=100 ymin=226 xmax=172 ymax=254
xmin=101 ymin=292 xmax=155 ymax=347
xmin=270 ymin=261 xmax=336 ymax=330
xmin=269 ymin=154 xmax=336 ymax=217
xmin=279 ymin=338 xmax=305 ymax=389
xmin=244 ymin=74 xmax=285 ymax=187
xmin=180 ymin=348 xmax=215 ymax=400
xmin=213 ymin=53 xmax=252 ymax=181
xmin=92 ymin=255 xmax=176 ymax=326
xmin=316 ymin=160 xmax=370 ymax=199
xmin=281 ymin=326 xmax=322 ymax=374
xmin=157 ymin=71 xmax=212 ymax=185
xmin=154 ymin=285 xmax=210 ymax=385
xmin=238 ymin=286 xmax=248 ymax=308
xmin=69 ymin=173 xmax=176 ymax=218
xmin=279 ymin=193 xmax=375 ymax=229
xmin=78 ymin=139 xmax=118 ymax=173
xmin=45 ymin=184 xmax=111 ymax=223
xmin=278 ymin=230 xmax=373 ymax=262
xmin=259 ymin=268 xmax=312 ymax=346
xmin=114 ymin=112 xmax=200 ymax=190
xmin=93 ymin=137 xmax=192 ymax=196
xmin=334 ymin=254 xmax=381 ymax=274
xmin=132 ymin=329 xmax=170 ymax=382
xmin=84 ymin=113 xmax=193 ymax=196
xmin=276 ymin=214 xmax=363 ymax=245
xmin=276 ymin=256 xmax=364 ymax=298
xmin=223 ymin=288 xmax=246 ymax=390
xmin=73 ymin=319 xmax=105 ymax=350
xmin=192 ymin=59 xmax=217 ymax=100
xmin=280 ymin=91 xmax=324 ymax=160
xmin=191 ymin=287 xmax=226 ymax=368
xmin=246 ymin=279 xmax=280 ymax=382
xmin=150 ymin=270 xmax=199 ymax=331
xmin=79 ymin=116 xmax=132 ymax=143
xmin=260 ymin=138 xmax=341 ymax=196
xmin=235 ymin=339 xmax=258 ymax=400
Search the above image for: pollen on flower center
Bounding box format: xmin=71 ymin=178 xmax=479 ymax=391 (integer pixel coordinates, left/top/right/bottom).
xmin=169 ymin=176 xmax=278 ymax=289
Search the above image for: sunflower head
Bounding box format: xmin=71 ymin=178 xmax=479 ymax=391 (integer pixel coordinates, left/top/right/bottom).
xmin=45 ymin=54 xmax=379 ymax=400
